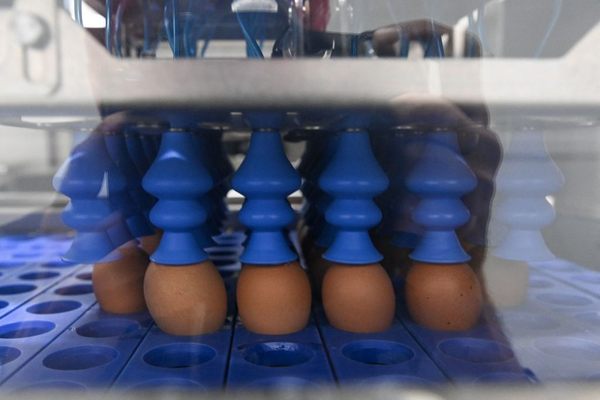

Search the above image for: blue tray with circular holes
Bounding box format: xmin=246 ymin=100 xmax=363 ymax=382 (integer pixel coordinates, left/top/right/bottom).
xmin=227 ymin=317 xmax=335 ymax=390
xmin=114 ymin=321 xmax=233 ymax=392
xmin=4 ymin=305 xmax=152 ymax=392
xmin=0 ymin=267 xmax=96 ymax=385
xmin=10 ymin=233 xmax=599 ymax=391
xmin=315 ymin=308 xmax=446 ymax=386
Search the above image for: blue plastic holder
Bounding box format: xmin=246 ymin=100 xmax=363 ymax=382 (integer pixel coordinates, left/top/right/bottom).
xmin=227 ymin=318 xmax=334 ymax=389
xmin=4 ymin=305 xmax=152 ymax=391
xmin=142 ymin=129 xmax=214 ymax=265
xmin=105 ymin=132 xmax=155 ymax=239
xmin=0 ymin=267 xmax=95 ymax=385
xmin=315 ymin=309 xmax=446 ymax=386
xmin=53 ymin=132 xmax=126 ymax=263
xmin=406 ymin=131 xmax=476 ymax=264
xmin=397 ymin=304 xmax=533 ymax=383
xmin=114 ymin=320 xmax=233 ymax=391
xmin=319 ymin=129 xmax=388 ymax=264
xmin=232 ymin=127 xmax=300 ymax=265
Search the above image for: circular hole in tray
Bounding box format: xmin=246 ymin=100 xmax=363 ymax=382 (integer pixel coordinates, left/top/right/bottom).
xmin=0 ymin=301 xmax=8 ymax=310
xmin=535 ymin=337 xmax=600 ymax=361
xmin=500 ymin=312 xmax=560 ymax=331
xmin=575 ymin=311 xmax=600 ymax=326
xmin=342 ymin=340 xmax=414 ymax=366
xmin=528 ymin=278 xmax=554 ymax=289
xmin=536 ymin=293 xmax=593 ymax=307
xmin=439 ymin=338 xmax=514 ymax=363
xmin=475 ymin=372 xmax=533 ymax=383
xmin=43 ymin=345 xmax=118 ymax=370
xmin=19 ymin=271 xmax=60 ymax=280
xmin=0 ymin=346 xmax=21 ymax=365
xmin=42 ymin=260 xmax=76 ymax=268
xmin=245 ymin=377 xmax=314 ymax=390
xmin=0 ymin=321 xmax=55 ymax=339
xmin=17 ymin=381 xmax=86 ymax=392
xmin=27 ymin=300 xmax=82 ymax=315
xmin=77 ymin=319 xmax=141 ymax=338
xmin=54 ymin=284 xmax=93 ymax=296
xmin=243 ymin=342 xmax=314 ymax=368
xmin=75 ymin=272 xmax=93 ymax=281
xmin=0 ymin=284 xmax=36 ymax=295
xmin=129 ymin=378 xmax=205 ymax=391
xmin=144 ymin=343 xmax=216 ymax=368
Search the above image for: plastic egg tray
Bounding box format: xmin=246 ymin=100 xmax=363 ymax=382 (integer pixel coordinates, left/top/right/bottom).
xmin=495 ymin=260 xmax=600 ymax=381
xmin=1 ymin=233 xmax=600 ymax=391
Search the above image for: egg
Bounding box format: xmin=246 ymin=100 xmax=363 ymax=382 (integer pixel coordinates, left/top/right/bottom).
xmin=237 ymin=261 xmax=311 ymax=335
xmin=93 ymin=242 xmax=148 ymax=314
xmin=405 ymin=262 xmax=483 ymax=331
xmin=139 ymin=231 xmax=162 ymax=255
xmin=322 ymin=263 xmax=395 ymax=333
xmin=144 ymin=260 xmax=227 ymax=335
xmin=481 ymin=256 xmax=529 ymax=308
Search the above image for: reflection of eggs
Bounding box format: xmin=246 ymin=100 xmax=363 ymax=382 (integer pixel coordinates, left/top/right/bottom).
xmin=237 ymin=261 xmax=311 ymax=335
xmin=144 ymin=260 xmax=227 ymax=335
xmin=405 ymin=262 xmax=482 ymax=331
xmin=481 ymin=256 xmax=529 ymax=308
xmin=93 ymin=242 xmax=148 ymax=314
xmin=322 ymin=263 xmax=395 ymax=333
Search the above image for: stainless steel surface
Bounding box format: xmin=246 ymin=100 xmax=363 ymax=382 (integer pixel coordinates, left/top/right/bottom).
xmin=0 ymin=3 xmax=598 ymax=120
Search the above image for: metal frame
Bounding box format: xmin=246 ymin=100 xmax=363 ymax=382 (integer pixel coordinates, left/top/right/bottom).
xmin=0 ymin=2 xmax=599 ymax=124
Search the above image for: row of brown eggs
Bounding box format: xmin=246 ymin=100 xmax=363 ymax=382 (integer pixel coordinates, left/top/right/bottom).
xmin=92 ymin=230 xmax=484 ymax=337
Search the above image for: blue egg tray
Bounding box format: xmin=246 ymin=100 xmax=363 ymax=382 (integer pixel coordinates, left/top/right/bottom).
xmin=0 ymin=233 xmax=599 ymax=391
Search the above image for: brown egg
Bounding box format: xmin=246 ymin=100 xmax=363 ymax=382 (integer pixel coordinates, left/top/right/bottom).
xmin=481 ymin=256 xmax=529 ymax=308
xmin=322 ymin=263 xmax=395 ymax=333
xmin=139 ymin=231 xmax=162 ymax=255
xmin=237 ymin=261 xmax=311 ymax=335
xmin=405 ymin=262 xmax=483 ymax=331
xmin=144 ymin=260 xmax=227 ymax=336
xmin=93 ymin=242 xmax=148 ymax=314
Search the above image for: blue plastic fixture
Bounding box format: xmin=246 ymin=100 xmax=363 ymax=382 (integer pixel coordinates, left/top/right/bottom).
xmin=406 ymin=131 xmax=476 ymax=264
xmin=319 ymin=129 xmax=389 ymax=264
xmin=142 ymin=130 xmax=214 ymax=265
xmin=53 ymin=132 xmax=128 ymax=263
xmin=232 ymin=122 xmax=300 ymax=265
